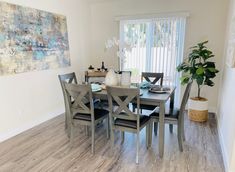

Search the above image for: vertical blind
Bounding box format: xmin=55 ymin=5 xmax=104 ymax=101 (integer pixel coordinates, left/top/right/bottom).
xmin=119 ymin=16 xmax=186 ymax=107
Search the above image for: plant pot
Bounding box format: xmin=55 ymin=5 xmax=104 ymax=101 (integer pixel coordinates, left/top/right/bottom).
xmin=188 ymin=97 xmax=208 ymax=122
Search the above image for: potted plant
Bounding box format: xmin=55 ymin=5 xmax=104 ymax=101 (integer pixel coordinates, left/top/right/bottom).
xmin=177 ymin=41 xmax=219 ymax=122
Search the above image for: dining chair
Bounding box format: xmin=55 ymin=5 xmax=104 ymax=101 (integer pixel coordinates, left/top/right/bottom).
xmin=58 ymin=72 xmax=78 ymax=133
xmin=107 ymin=86 xmax=151 ymax=164
xmin=133 ymin=72 xmax=164 ymax=111
xmin=99 ymin=71 xmax=132 ymax=109
xmin=149 ymin=81 xmax=192 ymax=151
xmin=132 ymin=72 xmax=164 ymax=135
xmin=63 ymin=82 xmax=109 ymax=154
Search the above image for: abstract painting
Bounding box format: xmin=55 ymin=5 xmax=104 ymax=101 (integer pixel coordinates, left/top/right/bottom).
xmin=0 ymin=2 xmax=70 ymax=76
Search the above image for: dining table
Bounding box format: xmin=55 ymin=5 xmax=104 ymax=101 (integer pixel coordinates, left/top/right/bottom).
xmin=92 ymin=85 xmax=176 ymax=158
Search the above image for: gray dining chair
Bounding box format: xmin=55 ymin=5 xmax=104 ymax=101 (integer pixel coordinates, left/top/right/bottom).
xmin=133 ymin=72 xmax=164 ymax=112
xmin=132 ymin=72 xmax=164 ymax=135
xmin=99 ymin=71 xmax=132 ymax=109
xmin=107 ymin=86 xmax=151 ymax=164
xmin=58 ymin=72 xmax=78 ymax=133
xmin=63 ymin=82 xmax=109 ymax=154
xmin=149 ymin=81 xmax=192 ymax=151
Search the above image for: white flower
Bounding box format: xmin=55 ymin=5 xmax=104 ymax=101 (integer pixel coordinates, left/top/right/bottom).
xmin=105 ymin=37 xmax=131 ymax=64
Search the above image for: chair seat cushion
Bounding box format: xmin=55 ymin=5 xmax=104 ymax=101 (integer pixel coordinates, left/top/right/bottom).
xmin=73 ymin=108 xmax=109 ymax=121
xmin=114 ymin=115 xmax=150 ymax=129
xmin=150 ymin=108 xmax=179 ymax=120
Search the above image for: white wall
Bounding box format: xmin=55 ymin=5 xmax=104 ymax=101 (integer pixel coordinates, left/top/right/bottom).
xmin=218 ymin=0 xmax=235 ymax=171
xmin=88 ymin=0 xmax=228 ymax=112
xmin=0 ymin=0 xmax=91 ymax=141
xmin=231 ymin=142 xmax=235 ymax=172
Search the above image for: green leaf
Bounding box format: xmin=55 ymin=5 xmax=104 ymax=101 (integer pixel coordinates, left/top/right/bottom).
xmin=203 ymin=61 xmax=216 ymax=68
xmin=196 ymin=75 xmax=204 ymax=85
xmin=176 ymin=62 xmax=190 ymax=72
xmin=204 ymin=79 xmax=214 ymax=87
xmin=196 ymin=67 xmax=205 ymax=75
xmin=208 ymin=67 xmax=217 ymax=73
xmin=180 ymin=76 xmax=190 ymax=85
xmin=205 ymin=70 xmax=216 ymax=78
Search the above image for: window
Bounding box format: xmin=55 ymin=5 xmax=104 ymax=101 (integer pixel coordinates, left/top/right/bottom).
xmin=119 ymin=15 xmax=187 ymax=107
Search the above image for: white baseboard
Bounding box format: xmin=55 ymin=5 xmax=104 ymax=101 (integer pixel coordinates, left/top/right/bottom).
xmin=0 ymin=108 xmax=64 ymax=143
xmin=209 ymin=106 xmax=217 ymax=114
xmin=216 ymin=116 xmax=230 ymax=172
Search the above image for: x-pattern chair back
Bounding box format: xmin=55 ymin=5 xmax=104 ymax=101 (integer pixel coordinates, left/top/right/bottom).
xmin=58 ymin=72 xmax=78 ymax=85
xmin=58 ymin=72 xmax=78 ymax=109
xmin=64 ymin=83 xmax=93 ymax=115
xmin=107 ymin=86 xmax=140 ymax=121
xmin=141 ymin=72 xmax=164 ymax=85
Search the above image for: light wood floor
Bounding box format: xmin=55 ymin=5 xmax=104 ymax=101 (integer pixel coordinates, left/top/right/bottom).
xmin=0 ymin=113 xmax=224 ymax=172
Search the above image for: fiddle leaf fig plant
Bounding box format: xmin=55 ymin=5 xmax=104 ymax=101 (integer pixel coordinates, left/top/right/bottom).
xmin=177 ymin=41 xmax=219 ymax=98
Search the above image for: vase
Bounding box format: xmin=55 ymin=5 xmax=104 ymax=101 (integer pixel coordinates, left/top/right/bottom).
xmin=105 ymin=69 xmax=118 ymax=86
xmin=121 ymin=71 xmax=131 ymax=86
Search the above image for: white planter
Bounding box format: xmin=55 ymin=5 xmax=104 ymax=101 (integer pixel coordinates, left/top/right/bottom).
xmin=188 ymin=97 xmax=208 ymax=122
xmin=105 ymin=69 xmax=118 ymax=86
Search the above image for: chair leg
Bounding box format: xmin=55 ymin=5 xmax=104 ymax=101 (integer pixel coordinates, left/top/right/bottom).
xmin=121 ymin=131 xmax=125 ymax=143
xmin=154 ymin=122 xmax=158 ymax=136
xmin=91 ymin=124 xmax=95 ymax=154
xmin=65 ymin=113 xmax=68 ymax=130
xmin=146 ymin=124 xmax=149 ymax=149
xmin=169 ymin=124 xmax=173 ymax=133
xmin=70 ymin=125 xmax=74 ymax=147
xmin=110 ymin=129 xmax=114 ymax=153
xmin=106 ymin=117 xmax=110 ymax=139
xmin=84 ymin=126 xmax=87 ymax=136
xmin=182 ymin=119 xmax=186 ymax=141
xmin=136 ymin=132 xmax=140 ymax=164
xmin=182 ymin=127 xmax=186 ymax=141
xmin=149 ymin=121 xmax=153 ymax=147
xmin=66 ymin=124 xmax=71 ymax=138
xmin=177 ymin=125 xmax=183 ymax=152
xmin=132 ymin=105 xmax=135 ymax=112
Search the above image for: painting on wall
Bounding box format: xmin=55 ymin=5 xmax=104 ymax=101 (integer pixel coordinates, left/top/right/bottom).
xmin=226 ymin=16 xmax=235 ymax=68
xmin=0 ymin=2 xmax=70 ymax=76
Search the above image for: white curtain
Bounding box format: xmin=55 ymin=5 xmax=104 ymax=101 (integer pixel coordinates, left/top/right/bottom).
xmin=119 ymin=16 xmax=186 ymax=107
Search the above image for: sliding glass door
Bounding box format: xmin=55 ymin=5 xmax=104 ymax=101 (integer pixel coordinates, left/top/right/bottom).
xmin=119 ymin=16 xmax=186 ymax=107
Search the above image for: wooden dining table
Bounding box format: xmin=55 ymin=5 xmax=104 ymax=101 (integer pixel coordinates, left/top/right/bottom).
xmin=92 ymin=86 xmax=176 ymax=158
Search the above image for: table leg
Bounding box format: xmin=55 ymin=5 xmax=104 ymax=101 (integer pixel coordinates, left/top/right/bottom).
xmin=169 ymin=91 xmax=175 ymax=133
xmin=159 ymin=101 xmax=165 ymax=158
xmin=170 ymin=90 xmax=175 ymax=110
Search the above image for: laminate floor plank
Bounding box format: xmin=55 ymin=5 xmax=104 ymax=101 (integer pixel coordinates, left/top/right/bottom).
xmin=0 ymin=113 xmax=225 ymax=172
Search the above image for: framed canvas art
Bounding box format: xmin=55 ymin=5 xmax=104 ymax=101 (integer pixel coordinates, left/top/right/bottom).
xmin=0 ymin=2 xmax=70 ymax=76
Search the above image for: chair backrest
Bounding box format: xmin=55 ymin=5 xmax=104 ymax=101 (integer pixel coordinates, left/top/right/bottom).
xmin=58 ymin=73 xmax=78 ymax=121
xmin=179 ymin=81 xmax=193 ymax=118
xmin=58 ymin=72 xmax=78 ymax=86
xmin=64 ymin=83 xmax=94 ymax=118
xmin=107 ymin=86 xmax=140 ymax=122
xmin=58 ymin=72 xmax=78 ymax=103
xmin=141 ymin=72 xmax=164 ymax=85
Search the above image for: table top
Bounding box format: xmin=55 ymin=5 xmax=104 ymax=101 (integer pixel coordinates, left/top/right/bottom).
xmin=93 ymin=86 xmax=176 ymax=103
